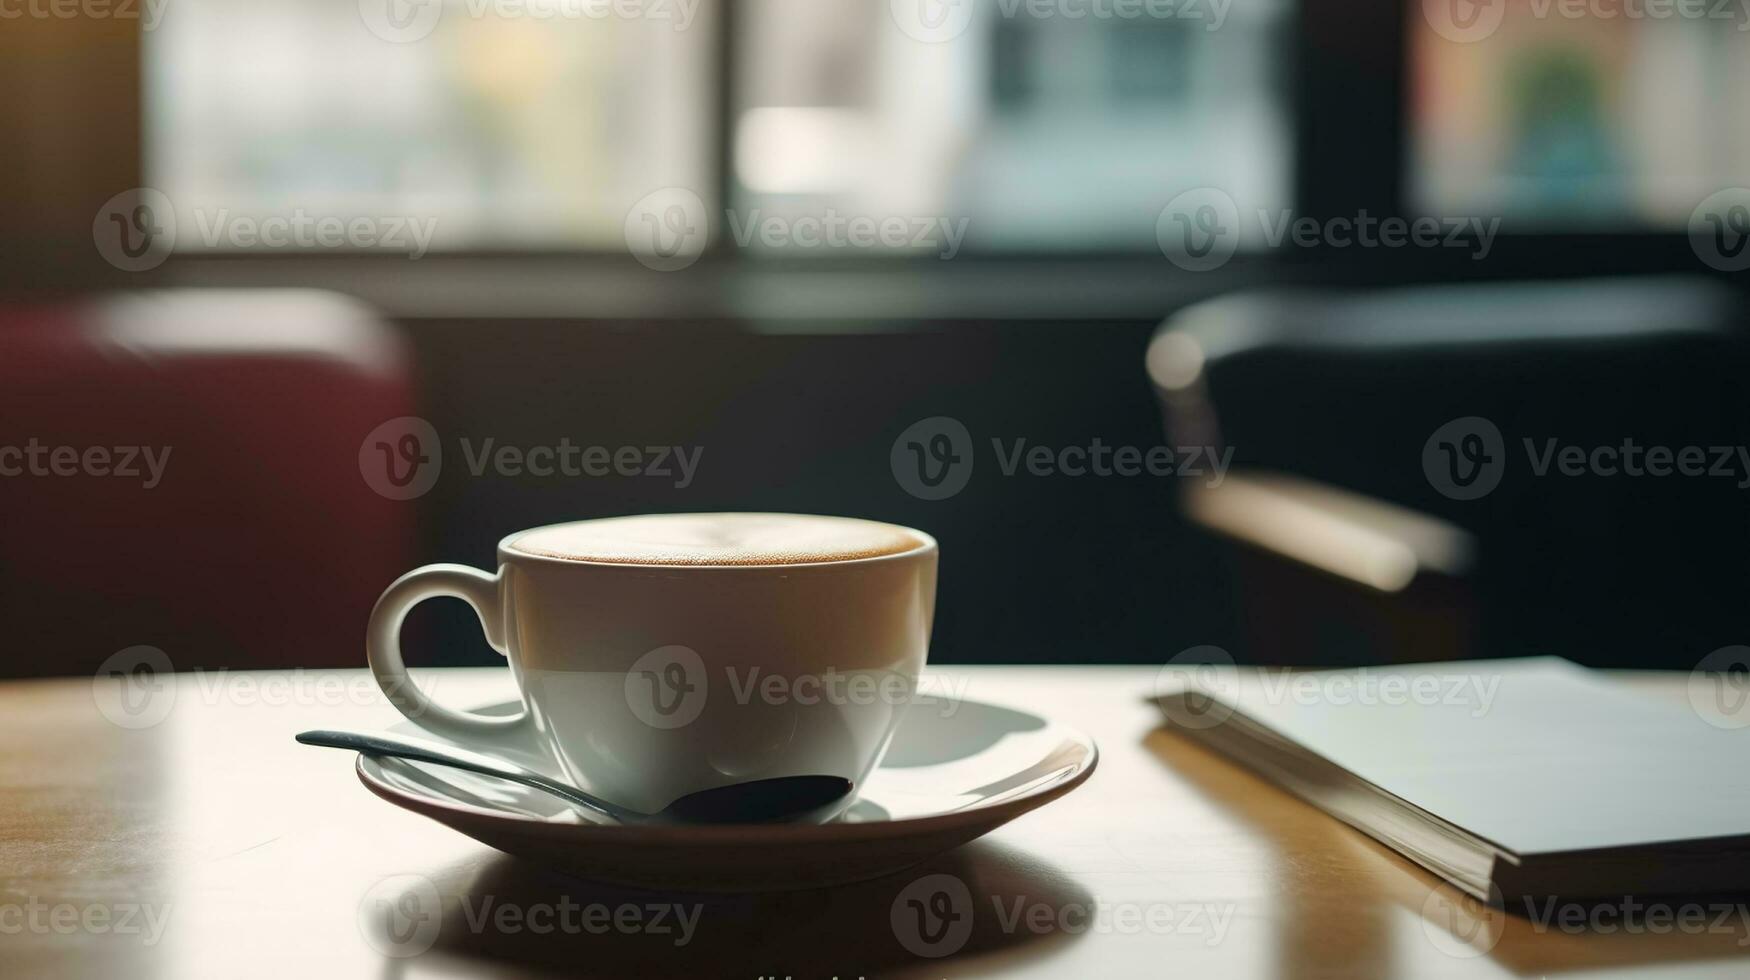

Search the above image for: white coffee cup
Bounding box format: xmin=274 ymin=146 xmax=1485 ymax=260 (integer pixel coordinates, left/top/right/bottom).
xmin=366 ymin=514 xmax=938 ymax=815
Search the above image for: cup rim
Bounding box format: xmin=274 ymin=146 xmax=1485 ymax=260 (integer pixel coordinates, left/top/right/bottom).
xmin=495 ymin=513 xmax=938 ymax=572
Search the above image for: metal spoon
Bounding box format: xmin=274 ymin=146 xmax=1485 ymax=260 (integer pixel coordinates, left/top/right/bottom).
xmin=295 ymin=729 xmax=852 ymax=826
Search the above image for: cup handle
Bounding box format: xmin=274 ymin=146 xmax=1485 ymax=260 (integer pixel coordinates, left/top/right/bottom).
xmin=366 ymin=563 xmax=530 ymax=745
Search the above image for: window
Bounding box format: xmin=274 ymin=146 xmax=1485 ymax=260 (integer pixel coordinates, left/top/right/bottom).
xmin=147 ymin=0 xmax=1292 ymax=254
xmin=1411 ymin=2 xmax=1750 ymax=228
xmin=731 ymin=0 xmax=1292 ymax=252
xmin=147 ymin=0 xmax=715 ymax=250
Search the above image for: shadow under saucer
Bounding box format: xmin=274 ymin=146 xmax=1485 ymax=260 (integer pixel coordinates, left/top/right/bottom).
xmin=364 ymin=839 xmax=1094 ymax=980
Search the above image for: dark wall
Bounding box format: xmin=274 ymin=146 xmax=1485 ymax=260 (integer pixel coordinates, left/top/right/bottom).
xmin=397 ymin=317 xmax=1239 ymax=667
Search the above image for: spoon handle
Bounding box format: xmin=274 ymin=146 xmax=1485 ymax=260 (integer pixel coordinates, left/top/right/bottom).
xmin=294 ymin=729 xmax=636 ymax=823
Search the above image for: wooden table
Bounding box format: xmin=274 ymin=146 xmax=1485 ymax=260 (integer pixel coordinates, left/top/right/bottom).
xmin=3 ymin=666 xmax=1745 ymax=979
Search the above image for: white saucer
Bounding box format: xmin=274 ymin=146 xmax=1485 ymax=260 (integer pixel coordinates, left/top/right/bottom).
xmin=356 ymin=695 xmax=1097 ymax=891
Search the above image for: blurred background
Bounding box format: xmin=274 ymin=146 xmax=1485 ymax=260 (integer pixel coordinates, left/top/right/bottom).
xmin=3 ymin=0 xmax=1748 ymax=677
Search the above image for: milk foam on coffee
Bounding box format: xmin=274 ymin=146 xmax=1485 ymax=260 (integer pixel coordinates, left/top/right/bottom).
xmin=509 ymin=513 xmax=924 ymax=566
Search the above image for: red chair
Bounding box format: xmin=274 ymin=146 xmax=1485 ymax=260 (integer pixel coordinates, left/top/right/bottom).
xmin=0 ymin=290 xmax=417 ymax=677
